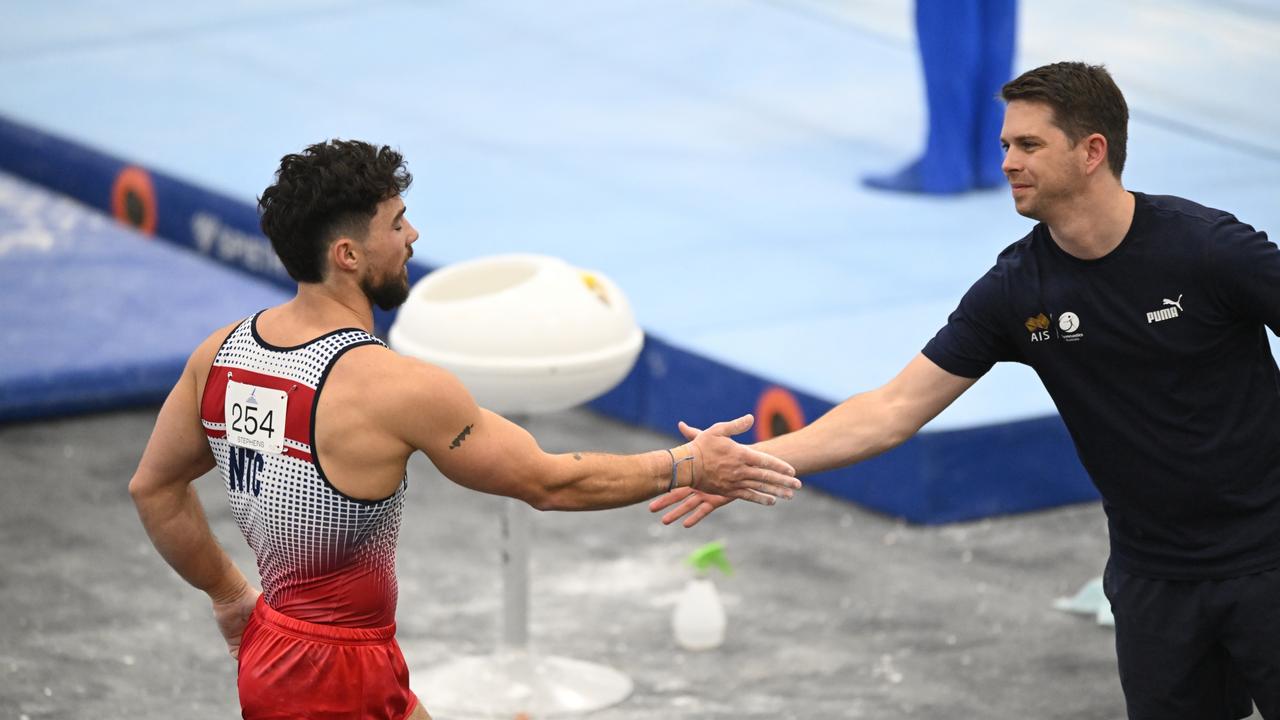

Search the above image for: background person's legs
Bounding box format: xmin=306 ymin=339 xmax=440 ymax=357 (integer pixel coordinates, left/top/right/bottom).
xmin=864 ymin=0 xmax=1016 ymax=194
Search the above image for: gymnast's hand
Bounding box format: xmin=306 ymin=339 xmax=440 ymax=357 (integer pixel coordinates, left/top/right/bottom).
xmin=211 ymin=583 xmax=261 ymax=660
xmin=682 ymin=414 xmax=799 ymax=505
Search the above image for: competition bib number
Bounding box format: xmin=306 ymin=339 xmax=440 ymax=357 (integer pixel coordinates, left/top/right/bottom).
xmin=224 ymin=380 xmax=287 ymax=455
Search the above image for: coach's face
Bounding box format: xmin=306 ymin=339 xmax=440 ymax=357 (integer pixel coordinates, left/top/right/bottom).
xmin=1000 ymin=100 xmax=1089 ymax=222
xmin=358 ymin=195 xmax=419 ymax=311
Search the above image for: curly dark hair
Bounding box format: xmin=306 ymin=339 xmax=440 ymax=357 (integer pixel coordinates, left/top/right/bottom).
xmin=1001 ymin=62 xmax=1129 ymax=178
xmin=258 ymin=140 xmax=412 ymax=283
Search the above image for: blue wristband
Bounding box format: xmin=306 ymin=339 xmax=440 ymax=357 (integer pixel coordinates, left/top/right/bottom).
xmin=665 ymin=448 xmax=696 ymax=492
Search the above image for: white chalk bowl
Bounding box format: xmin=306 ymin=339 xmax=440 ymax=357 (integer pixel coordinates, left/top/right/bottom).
xmin=389 ymin=254 xmax=644 ymax=415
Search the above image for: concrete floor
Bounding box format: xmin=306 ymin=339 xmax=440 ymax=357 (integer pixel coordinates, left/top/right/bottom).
xmin=3 ymin=407 xmax=1138 ymax=719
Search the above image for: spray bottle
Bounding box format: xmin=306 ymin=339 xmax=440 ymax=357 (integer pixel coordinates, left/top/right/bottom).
xmin=673 ymin=540 xmax=732 ymax=651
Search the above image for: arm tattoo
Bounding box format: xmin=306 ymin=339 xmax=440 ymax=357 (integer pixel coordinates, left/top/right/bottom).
xmin=448 ymin=424 xmax=474 ymax=450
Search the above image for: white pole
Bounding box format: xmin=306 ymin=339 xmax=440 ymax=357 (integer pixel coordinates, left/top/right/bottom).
xmin=500 ymin=496 xmax=530 ymax=650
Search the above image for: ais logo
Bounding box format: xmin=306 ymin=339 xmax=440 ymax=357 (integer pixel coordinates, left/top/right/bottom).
xmin=1024 ymin=313 xmax=1051 ymax=342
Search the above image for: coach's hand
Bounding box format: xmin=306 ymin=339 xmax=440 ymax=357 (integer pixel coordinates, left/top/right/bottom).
xmin=650 ymin=486 xmax=735 ymax=527
xmin=211 ymin=583 xmax=261 ymax=660
xmin=677 ymin=414 xmax=799 ymax=506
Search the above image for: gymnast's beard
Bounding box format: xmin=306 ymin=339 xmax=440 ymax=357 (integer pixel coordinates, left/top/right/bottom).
xmin=360 ymin=268 xmax=410 ymax=311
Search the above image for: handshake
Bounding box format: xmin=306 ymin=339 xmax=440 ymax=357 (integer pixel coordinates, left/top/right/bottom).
xmin=646 ymin=413 xmax=800 ymax=528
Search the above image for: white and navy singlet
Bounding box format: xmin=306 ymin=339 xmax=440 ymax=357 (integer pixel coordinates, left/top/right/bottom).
xmin=200 ymin=312 xmax=406 ymax=628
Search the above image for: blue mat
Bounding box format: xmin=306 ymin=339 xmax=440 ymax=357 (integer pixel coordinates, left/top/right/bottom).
xmin=0 ymin=170 xmax=289 ymax=421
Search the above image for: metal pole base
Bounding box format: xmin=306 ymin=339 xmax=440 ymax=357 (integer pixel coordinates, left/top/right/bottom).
xmin=415 ymin=649 xmax=633 ymax=719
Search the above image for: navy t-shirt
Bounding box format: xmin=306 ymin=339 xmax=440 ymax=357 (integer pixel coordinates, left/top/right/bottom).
xmin=923 ymin=192 xmax=1280 ymax=579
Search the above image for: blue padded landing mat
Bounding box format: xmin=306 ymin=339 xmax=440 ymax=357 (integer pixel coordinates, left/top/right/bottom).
xmin=0 ymin=171 xmax=289 ymax=421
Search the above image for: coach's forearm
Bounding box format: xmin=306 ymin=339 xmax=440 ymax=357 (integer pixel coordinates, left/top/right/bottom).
xmin=756 ymin=388 xmax=912 ymax=476
xmin=129 ymin=479 xmax=250 ymax=602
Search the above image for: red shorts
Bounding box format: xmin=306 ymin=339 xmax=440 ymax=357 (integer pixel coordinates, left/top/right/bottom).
xmin=237 ymin=597 xmax=420 ymax=719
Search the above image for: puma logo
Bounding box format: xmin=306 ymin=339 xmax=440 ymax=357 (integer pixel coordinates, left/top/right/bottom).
xmin=1148 ymin=293 xmax=1183 ymax=324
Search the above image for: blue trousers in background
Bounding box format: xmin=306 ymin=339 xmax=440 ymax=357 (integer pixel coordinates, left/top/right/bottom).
xmin=865 ymin=0 xmax=1017 ymax=194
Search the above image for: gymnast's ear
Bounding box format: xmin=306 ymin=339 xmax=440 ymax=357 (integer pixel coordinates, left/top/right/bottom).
xmin=328 ymin=235 xmax=362 ymax=275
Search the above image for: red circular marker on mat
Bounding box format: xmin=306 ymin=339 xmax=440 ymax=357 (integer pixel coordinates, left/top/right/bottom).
xmin=111 ymin=165 xmax=157 ymax=236
xmin=755 ymin=386 xmax=805 ymax=442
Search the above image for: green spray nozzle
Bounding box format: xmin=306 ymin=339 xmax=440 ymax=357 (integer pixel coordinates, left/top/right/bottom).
xmin=686 ymin=541 xmax=732 ymax=577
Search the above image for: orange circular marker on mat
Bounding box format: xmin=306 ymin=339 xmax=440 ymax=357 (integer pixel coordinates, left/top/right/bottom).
xmin=111 ymin=165 xmax=157 ymax=236
xmin=755 ymin=386 xmax=805 ymax=442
